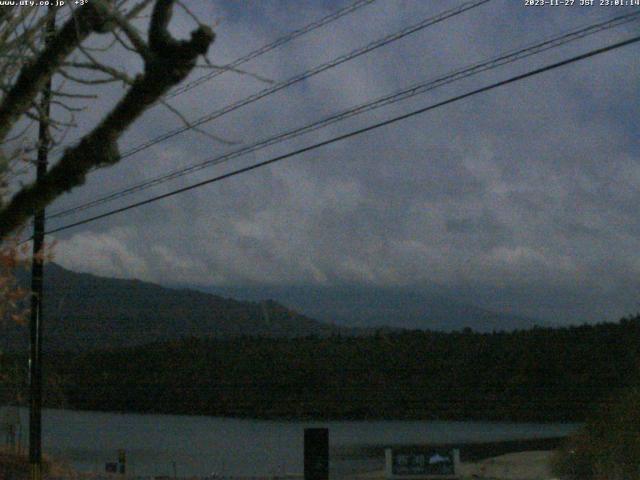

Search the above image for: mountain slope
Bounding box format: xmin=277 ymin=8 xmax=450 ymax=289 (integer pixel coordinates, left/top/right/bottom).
xmin=199 ymin=285 xmax=547 ymax=333
xmin=3 ymin=264 xmax=546 ymax=353
xmin=3 ymin=264 xmax=341 ymax=352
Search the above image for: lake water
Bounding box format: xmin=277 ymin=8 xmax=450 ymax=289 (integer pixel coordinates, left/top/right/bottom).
xmin=1 ymin=407 xmax=579 ymax=477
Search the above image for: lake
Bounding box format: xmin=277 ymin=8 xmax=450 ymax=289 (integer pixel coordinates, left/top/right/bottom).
xmin=1 ymin=407 xmax=579 ymax=477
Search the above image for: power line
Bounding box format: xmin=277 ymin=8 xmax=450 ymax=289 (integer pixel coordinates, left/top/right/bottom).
xmin=166 ymin=0 xmax=378 ymax=99
xmin=47 ymin=0 xmax=378 ymax=157
xmin=41 ymin=34 xmax=640 ymax=237
xmin=46 ymin=0 xmax=491 ymax=219
xmin=47 ymin=11 xmax=640 ymax=221
xmin=114 ymin=0 xmax=492 ymax=160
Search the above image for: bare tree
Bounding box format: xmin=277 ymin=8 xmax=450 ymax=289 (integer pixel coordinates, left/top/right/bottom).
xmin=0 ymin=0 xmax=216 ymax=239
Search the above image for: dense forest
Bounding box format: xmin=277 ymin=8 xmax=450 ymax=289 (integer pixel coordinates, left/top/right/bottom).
xmin=4 ymin=316 xmax=640 ymax=422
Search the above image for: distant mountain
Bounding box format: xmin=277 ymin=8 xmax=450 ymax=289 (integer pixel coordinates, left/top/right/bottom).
xmin=2 ymin=264 xmax=547 ymax=353
xmin=198 ymin=285 xmax=548 ymax=333
xmin=2 ymin=264 xmax=343 ymax=352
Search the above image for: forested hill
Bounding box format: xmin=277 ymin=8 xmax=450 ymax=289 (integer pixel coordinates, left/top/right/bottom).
xmin=4 ymin=263 xmax=547 ymax=352
xmin=38 ymin=316 xmax=640 ymax=422
xmin=203 ymin=285 xmax=547 ymax=332
xmin=3 ymin=264 xmax=343 ymax=352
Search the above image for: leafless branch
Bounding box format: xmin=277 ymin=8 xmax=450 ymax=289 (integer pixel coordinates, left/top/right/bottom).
xmin=0 ymin=1 xmax=118 ymax=143
xmin=102 ymin=4 xmax=152 ymax=62
xmin=50 ymin=100 xmax=85 ymax=113
xmin=125 ymin=0 xmax=155 ymax=20
xmin=0 ymin=121 xmax=35 ymax=146
xmin=75 ymin=43 xmax=136 ymax=84
xmin=0 ymin=0 xmax=215 ymax=237
xmin=111 ymin=28 xmax=142 ymax=55
xmin=176 ymin=0 xmax=204 ymax=28
xmin=77 ymin=33 xmax=118 ymax=52
xmin=58 ymin=67 xmax=122 ymax=85
xmin=52 ymin=90 xmax=98 ymax=100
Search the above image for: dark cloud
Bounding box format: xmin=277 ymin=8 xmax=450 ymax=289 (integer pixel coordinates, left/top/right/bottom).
xmin=38 ymin=0 xmax=640 ymax=324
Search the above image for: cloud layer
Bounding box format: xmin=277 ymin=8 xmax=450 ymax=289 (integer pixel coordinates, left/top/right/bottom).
xmin=39 ymin=0 xmax=640 ymax=324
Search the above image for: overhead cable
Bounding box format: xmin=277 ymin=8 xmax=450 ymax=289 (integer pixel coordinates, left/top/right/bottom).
xmin=41 ymin=34 xmax=640 ymax=237
xmin=47 ymin=0 xmax=379 ymax=156
xmin=115 ymin=0 xmax=493 ymax=160
xmin=47 ymin=11 xmax=640 ymax=221
xmin=167 ymin=0 xmax=379 ymax=99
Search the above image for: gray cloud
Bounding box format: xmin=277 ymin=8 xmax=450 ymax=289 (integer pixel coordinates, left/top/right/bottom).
xmin=39 ymin=0 xmax=640 ymax=324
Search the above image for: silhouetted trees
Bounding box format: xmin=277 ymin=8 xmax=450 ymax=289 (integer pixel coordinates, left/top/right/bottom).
xmin=25 ymin=315 xmax=640 ymax=422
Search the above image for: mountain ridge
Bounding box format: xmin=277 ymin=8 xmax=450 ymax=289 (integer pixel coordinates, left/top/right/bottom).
xmin=2 ymin=263 xmax=547 ymax=353
xmin=4 ymin=263 xmax=343 ymax=352
xmin=195 ymin=284 xmax=549 ymax=332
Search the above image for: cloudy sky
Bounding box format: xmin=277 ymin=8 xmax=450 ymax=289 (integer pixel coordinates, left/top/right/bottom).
xmin=18 ymin=0 xmax=640 ymax=324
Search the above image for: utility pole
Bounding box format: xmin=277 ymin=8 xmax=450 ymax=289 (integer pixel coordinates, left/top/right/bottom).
xmin=29 ymin=7 xmax=56 ymax=480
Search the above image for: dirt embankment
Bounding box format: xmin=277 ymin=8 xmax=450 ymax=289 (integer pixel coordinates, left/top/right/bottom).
xmin=0 ymin=448 xmax=75 ymax=480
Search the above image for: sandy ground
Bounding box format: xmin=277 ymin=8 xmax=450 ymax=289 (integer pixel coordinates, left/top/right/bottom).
xmin=348 ymin=450 xmax=559 ymax=480
xmin=458 ymin=450 xmax=557 ymax=479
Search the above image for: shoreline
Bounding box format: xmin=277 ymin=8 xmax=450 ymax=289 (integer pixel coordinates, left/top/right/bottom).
xmin=3 ymin=439 xmax=566 ymax=480
xmin=346 ymin=445 xmax=562 ymax=480
xmin=5 ymin=404 xmax=584 ymax=425
xmin=334 ymin=436 xmax=567 ymax=461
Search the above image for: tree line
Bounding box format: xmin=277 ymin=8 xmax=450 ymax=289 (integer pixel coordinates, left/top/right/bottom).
xmin=4 ymin=316 xmax=640 ymax=422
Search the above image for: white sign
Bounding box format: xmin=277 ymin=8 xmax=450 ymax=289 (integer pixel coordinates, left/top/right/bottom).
xmin=385 ymin=448 xmax=460 ymax=479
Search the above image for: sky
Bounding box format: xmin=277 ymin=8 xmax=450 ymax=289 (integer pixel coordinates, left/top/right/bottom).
xmin=10 ymin=0 xmax=640 ymax=325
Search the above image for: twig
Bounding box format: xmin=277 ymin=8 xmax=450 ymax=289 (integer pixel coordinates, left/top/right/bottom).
xmin=159 ymin=99 xmax=238 ymax=145
xmin=0 ymin=0 xmax=215 ymax=237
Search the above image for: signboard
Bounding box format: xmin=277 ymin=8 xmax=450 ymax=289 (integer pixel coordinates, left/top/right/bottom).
xmin=385 ymin=448 xmax=460 ymax=479
xmin=304 ymin=428 xmax=329 ymax=480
